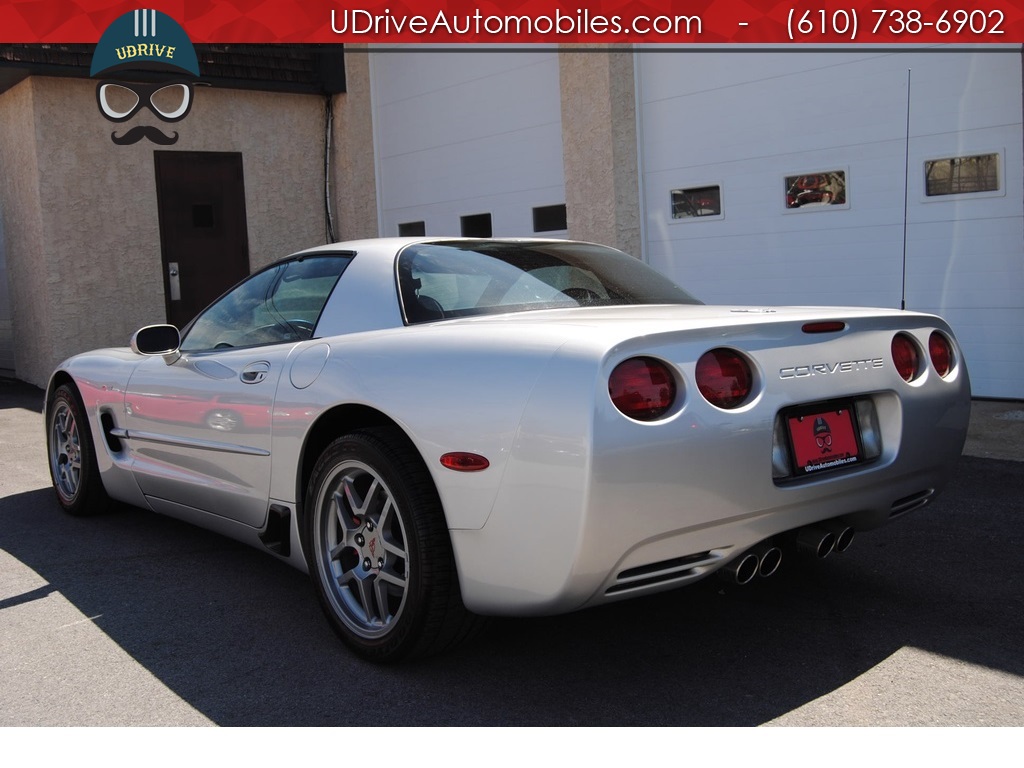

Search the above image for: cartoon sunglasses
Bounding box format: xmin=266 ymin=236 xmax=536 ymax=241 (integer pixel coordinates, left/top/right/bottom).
xmin=96 ymin=80 xmax=193 ymax=123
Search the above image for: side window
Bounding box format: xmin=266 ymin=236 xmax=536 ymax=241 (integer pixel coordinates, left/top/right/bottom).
xmin=398 ymin=221 xmax=426 ymax=236
xmin=671 ymin=185 xmax=722 ymax=218
xmin=925 ymin=153 xmax=999 ymax=196
xmin=181 ymin=255 xmax=352 ymax=352
xmin=784 ymin=171 xmax=847 ymax=209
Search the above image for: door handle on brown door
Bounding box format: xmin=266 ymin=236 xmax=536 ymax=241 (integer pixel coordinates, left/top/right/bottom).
xmin=168 ymin=262 xmax=181 ymax=301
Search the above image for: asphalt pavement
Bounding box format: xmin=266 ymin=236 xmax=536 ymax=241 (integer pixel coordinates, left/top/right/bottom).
xmin=1 ymin=377 xmax=1021 ymax=727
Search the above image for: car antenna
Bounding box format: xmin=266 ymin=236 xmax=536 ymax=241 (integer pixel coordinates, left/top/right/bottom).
xmin=901 ymin=69 xmax=911 ymax=311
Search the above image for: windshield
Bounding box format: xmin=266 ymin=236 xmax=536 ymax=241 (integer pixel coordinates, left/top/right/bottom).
xmin=397 ymin=240 xmax=701 ymax=323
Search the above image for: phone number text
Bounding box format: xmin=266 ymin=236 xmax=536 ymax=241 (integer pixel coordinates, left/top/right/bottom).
xmin=787 ymin=8 xmax=1006 ymax=42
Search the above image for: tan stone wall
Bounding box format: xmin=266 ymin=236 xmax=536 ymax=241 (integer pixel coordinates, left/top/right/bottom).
xmin=331 ymin=45 xmax=379 ymax=240
xmin=0 ymin=76 xmax=327 ymax=386
xmin=0 ymin=79 xmax=50 ymax=384
xmin=558 ymin=47 xmax=641 ymax=258
xmin=0 ymin=226 xmax=12 ymax=372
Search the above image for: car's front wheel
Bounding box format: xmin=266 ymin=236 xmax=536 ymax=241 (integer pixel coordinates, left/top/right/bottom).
xmin=304 ymin=428 xmax=479 ymax=661
xmin=46 ymin=383 xmax=110 ymax=516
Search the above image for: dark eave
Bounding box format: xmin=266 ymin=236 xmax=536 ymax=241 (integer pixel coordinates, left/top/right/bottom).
xmin=0 ymin=44 xmax=346 ymax=96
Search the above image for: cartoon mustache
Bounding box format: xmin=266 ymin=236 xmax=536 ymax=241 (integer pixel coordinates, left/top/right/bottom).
xmin=110 ymin=125 xmax=179 ymax=145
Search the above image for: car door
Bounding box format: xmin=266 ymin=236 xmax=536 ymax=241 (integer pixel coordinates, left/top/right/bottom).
xmin=124 ymin=254 xmax=353 ymax=528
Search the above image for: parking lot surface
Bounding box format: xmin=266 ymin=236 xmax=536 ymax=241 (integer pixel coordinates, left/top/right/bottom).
xmin=1 ymin=377 xmax=1022 ymax=726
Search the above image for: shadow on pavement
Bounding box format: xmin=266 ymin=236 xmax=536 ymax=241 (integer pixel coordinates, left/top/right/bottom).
xmin=1 ymin=453 xmax=1021 ymax=726
xmin=0 ymin=378 xmax=42 ymax=414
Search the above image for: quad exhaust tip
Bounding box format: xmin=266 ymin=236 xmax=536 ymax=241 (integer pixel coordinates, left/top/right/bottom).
xmin=794 ymin=523 xmax=856 ymax=559
xmin=754 ymin=542 xmax=783 ymax=578
xmin=721 ymin=521 xmax=855 ymax=584
xmin=796 ymin=527 xmax=836 ymax=558
xmin=721 ymin=542 xmax=784 ymax=584
xmin=830 ymin=523 xmax=856 ymax=553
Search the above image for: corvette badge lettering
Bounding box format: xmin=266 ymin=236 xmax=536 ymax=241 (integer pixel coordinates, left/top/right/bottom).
xmin=779 ymin=357 xmax=883 ymax=379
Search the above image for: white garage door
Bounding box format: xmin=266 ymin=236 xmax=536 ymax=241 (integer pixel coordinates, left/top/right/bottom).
xmin=637 ymin=49 xmax=1024 ymax=398
xmin=370 ymin=47 xmax=567 ymax=240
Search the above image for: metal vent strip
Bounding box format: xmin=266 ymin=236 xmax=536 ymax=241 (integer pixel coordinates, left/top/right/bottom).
xmin=607 ymin=551 xmax=720 ymax=595
xmin=890 ymin=489 xmax=934 ymax=517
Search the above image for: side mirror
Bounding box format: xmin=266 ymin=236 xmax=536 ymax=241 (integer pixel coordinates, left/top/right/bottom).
xmin=130 ymin=324 xmax=181 ymax=360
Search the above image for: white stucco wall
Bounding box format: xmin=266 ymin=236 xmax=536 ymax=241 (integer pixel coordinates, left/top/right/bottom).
xmin=370 ymin=47 xmax=566 ymax=238
xmin=637 ymin=49 xmax=1024 ymax=398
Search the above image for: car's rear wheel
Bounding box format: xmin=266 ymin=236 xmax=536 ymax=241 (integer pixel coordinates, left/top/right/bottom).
xmin=46 ymin=383 xmax=110 ymax=516
xmin=304 ymin=427 xmax=480 ymax=661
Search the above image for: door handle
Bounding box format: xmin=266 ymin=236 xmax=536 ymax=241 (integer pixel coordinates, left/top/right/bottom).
xmin=168 ymin=262 xmax=181 ymax=301
xmin=240 ymin=361 xmax=271 ymax=384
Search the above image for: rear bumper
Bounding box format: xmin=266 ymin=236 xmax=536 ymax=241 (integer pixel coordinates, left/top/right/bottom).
xmin=451 ymin=381 xmax=970 ymax=616
xmin=586 ymin=460 xmax=948 ymax=607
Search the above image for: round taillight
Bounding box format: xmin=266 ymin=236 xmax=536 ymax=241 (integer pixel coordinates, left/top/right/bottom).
xmin=929 ymin=332 xmax=954 ymax=378
xmin=891 ymin=334 xmax=920 ymax=382
xmin=696 ymin=348 xmax=753 ymax=409
xmin=609 ymin=357 xmax=677 ymax=421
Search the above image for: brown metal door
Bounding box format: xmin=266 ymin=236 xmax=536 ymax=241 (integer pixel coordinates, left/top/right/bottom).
xmin=154 ymin=151 xmax=251 ymax=328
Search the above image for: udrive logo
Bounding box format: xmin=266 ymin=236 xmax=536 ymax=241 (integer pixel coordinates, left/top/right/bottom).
xmin=90 ymin=9 xmax=201 ymax=145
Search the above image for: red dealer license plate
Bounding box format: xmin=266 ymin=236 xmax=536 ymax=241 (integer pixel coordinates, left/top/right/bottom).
xmin=787 ymin=403 xmax=861 ymax=476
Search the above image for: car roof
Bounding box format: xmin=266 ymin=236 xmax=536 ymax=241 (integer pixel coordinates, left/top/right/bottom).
xmin=289 ymin=237 xmax=587 ymax=261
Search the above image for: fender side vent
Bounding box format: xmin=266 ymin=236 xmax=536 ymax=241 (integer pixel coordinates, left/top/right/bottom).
xmin=100 ymin=412 xmax=123 ymax=453
xmin=260 ymin=504 xmax=291 ymax=557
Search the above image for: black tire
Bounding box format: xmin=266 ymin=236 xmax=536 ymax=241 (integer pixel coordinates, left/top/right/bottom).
xmin=303 ymin=427 xmax=482 ymax=661
xmin=46 ymin=382 xmax=110 ymax=516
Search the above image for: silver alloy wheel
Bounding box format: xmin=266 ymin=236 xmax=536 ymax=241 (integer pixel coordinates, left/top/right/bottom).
xmin=313 ymin=459 xmax=410 ymax=639
xmin=49 ymin=401 xmax=82 ymax=502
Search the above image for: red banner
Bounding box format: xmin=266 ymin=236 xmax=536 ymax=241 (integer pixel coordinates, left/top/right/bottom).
xmin=2 ymin=0 xmax=1023 ymax=43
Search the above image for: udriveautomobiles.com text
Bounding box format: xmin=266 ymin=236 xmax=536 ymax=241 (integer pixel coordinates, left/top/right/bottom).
xmin=330 ymin=8 xmax=703 ymax=37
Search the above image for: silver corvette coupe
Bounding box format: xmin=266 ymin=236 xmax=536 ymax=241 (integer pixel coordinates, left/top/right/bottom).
xmin=46 ymin=238 xmax=971 ymax=660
